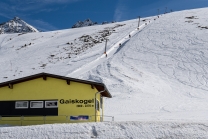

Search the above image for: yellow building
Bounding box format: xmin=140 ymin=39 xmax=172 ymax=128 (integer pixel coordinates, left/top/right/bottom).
xmin=0 ymin=73 xmax=112 ymax=126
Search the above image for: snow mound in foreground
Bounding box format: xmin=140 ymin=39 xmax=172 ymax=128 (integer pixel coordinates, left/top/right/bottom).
xmin=0 ymin=121 xmax=208 ymax=138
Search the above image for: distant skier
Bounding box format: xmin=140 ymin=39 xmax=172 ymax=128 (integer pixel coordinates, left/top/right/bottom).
xmin=104 ymin=52 xmax=107 ymax=57
xmin=129 ymin=34 xmax=131 ymax=38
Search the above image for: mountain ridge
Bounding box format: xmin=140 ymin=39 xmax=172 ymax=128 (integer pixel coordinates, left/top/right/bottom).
xmin=0 ymin=17 xmax=39 ymax=34
xmin=71 ymin=18 xmax=116 ymax=28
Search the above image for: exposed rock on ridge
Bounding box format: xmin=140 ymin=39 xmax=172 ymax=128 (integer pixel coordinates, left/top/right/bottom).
xmin=0 ymin=17 xmax=39 ymax=34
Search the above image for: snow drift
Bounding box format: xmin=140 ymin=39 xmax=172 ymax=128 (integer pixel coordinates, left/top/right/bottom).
xmin=1 ymin=121 xmax=208 ymax=138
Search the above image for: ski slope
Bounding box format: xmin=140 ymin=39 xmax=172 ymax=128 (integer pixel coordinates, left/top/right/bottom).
xmin=67 ymin=21 xmax=147 ymax=77
xmin=77 ymin=8 xmax=208 ymax=121
xmin=0 ymin=17 xmax=146 ymax=81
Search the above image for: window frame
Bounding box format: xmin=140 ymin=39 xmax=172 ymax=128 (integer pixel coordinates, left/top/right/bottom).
xmin=45 ymin=101 xmax=58 ymax=108
xmin=30 ymin=101 xmax=44 ymax=108
xmin=15 ymin=101 xmax=29 ymax=109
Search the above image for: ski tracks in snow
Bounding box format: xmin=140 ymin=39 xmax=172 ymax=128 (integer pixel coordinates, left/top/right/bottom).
xmin=66 ymin=19 xmax=153 ymax=78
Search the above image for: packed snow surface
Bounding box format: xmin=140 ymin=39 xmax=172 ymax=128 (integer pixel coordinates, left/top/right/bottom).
xmin=1 ymin=7 xmax=208 ymax=138
xmin=1 ymin=121 xmax=208 ymax=139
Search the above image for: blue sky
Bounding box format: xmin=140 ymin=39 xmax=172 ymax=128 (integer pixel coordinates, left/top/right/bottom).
xmin=0 ymin=0 xmax=208 ymax=31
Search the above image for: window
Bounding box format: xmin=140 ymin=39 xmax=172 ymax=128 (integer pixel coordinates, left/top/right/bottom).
xmin=96 ymin=99 xmax=99 ymax=111
xmin=15 ymin=101 xmax=28 ymax=109
xmin=45 ymin=101 xmax=58 ymax=108
xmin=100 ymin=96 xmax=103 ymax=109
xmin=30 ymin=101 xmax=43 ymax=108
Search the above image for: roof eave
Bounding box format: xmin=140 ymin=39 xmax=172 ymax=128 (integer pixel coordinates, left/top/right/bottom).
xmin=0 ymin=72 xmax=112 ymax=98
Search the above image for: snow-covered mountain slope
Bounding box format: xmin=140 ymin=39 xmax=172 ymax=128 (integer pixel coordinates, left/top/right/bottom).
xmin=0 ymin=18 xmax=144 ymax=80
xmin=83 ymin=8 xmax=208 ymax=121
xmin=1 ymin=7 xmax=208 ymax=123
xmin=0 ymin=17 xmax=39 ymax=34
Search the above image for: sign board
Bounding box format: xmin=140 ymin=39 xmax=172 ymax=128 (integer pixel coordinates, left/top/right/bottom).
xmin=70 ymin=115 xmax=89 ymax=121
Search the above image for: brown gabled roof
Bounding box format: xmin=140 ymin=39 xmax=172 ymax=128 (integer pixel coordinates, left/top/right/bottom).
xmin=0 ymin=73 xmax=112 ymax=98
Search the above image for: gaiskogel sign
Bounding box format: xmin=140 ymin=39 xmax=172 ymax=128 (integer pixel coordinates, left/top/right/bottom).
xmin=59 ymin=99 xmax=94 ymax=104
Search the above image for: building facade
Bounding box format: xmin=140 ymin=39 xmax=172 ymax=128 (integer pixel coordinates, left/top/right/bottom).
xmin=0 ymin=73 xmax=112 ymax=126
